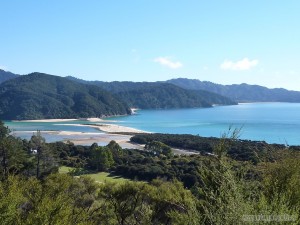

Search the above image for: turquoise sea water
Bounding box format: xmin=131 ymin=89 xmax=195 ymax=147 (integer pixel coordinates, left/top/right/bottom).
xmin=4 ymin=103 xmax=300 ymax=145
xmin=105 ymin=103 xmax=300 ymax=145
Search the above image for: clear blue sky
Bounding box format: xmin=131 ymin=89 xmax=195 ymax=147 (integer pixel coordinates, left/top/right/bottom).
xmin=1 ymin=1 xmax=300 ymax=90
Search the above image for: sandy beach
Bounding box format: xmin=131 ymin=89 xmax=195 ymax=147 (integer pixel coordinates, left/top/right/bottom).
xmin=12 ymin=117 xmax=148 ymax=149
xmin=14 ymin=129 xmax=143 ymax=149
xmin=12 ymin=117 xmax=196 ymax=154
xmin=66 ymin=134 xmax=144 ymax=150
xmin=12 ymin=120 xmax=197 ymax=154
xmin=54 ymin=123 xmax=148 ymax=134
xmin=90 ymin=123 xmax=147 ymax=134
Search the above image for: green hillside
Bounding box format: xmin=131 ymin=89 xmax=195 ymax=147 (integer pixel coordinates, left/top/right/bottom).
xmin=115 ymin=83 xmax=236 ymax=109
xmin=66 ymin=77 xmax=237 ymax=109
xmin=0 ymin=73 xmax=131 ymax=120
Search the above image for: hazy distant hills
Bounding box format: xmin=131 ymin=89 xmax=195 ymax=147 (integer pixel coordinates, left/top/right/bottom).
xmin=0 ymin=73 xmax=131 ymax=120
xmin=167 ymin=78 xmax=300 ymax=102
xmin=66 ymin=77 xmax=236 ymax=108
xmin=0 ymin=69 xmax=19 ymax=83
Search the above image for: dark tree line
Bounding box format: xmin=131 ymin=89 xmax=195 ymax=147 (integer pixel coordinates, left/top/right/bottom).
xmin=130 ymin=133 xmax=287 ymax=163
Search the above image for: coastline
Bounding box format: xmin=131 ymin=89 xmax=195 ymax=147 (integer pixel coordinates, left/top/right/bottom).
xmin=10 ymin=115 xmax=150 ymax=150
xmin=14 ymin=130 xmax=144 ymax=149
xmin=10 ymin=117 xmax=198 ymax=154
xmin=15 ymin=117 xmax=107 ymax=123
xmin=70 ymin=123 xmax=148 ymax=134
xmin=12 ymin=108 xmax=137 ymax=123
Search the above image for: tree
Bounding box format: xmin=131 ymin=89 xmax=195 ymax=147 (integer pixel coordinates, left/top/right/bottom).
xmin=0 ymin=174 xmax=101 ymax=224
xmin=30 ymin=131 xmax=58 ymax=178
xmin=0 ymin=121 xmax=29 ymax=180
xmin=107 ymin=140 xmax=123 ymax=157
xmin=0 ymin=136 xmax=28 ymax=180
xmin=260 ymin=151 xmax=300 ymax=216
xmin=145 ymin=141 xmax=173 ymax=158
xmin=0 ymin=121 xmax=9 ymax=140
xmin=213 ymin=126 xmax=242 ymax=159
xmin=194 ymin=127 xmax=253 ymax=224
xmin=99 ymin=179 xmax=200 ymax=225
xmin=89 ymin=146 xmax=114 ymax=171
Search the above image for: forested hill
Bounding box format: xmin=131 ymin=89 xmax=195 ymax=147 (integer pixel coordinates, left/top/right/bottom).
xmin=0 ymin=69 xmax=19 ymax=83
xmin=66 ymin=77 xmax=237 ymax=108
xmin=167 ymin=78 xmax=300 ymax=102
xmin=116 ymin=84 xmax=236 ymax=109
xmin=2 ymin=71 xmax=300 ymax=104
xmin=0 ymin=73 xmax=131 ymax=120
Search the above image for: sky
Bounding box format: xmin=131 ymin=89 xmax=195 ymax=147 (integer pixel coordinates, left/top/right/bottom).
xmin=1 ymin=0 xmax=300 ymax=90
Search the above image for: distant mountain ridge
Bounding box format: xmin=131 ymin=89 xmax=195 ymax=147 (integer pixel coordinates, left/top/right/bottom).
xmin=167 ymin=78 xmax=300 ymax=102
xmin=0 ymin=73 xmax=131 ymax=120
xmin=1 ymin=70 xmax=300 ymax=120
xmin=66 ymin=77 xmax=236 ymax=108
xmin=0 ymin=69 xmax=19 ymax=83
xmin=0 ymin=72 xmax=235 ymax=120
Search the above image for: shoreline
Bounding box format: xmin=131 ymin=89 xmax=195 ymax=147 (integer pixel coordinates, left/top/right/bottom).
xmin=54 ymin=123 xmax=148 ymax=134
xmin=14 ymin=117 xmax=108 ymax=123
xmin=10 ymin=115 xmax=151 ymax=150
xmin=11 ymin=109 xmax=137 ymax=123
xmin=13 ymin=130 xmax=197 ymax=154
xmin=7 ymin=103 xmax=300 ymax=146
xmin=10 ymin=119 xmax=199 ymax=155
xmin=12 ymin=113 xmax=148 ymax=134
xmin=14 ymin=130 xmax=144 ymax=149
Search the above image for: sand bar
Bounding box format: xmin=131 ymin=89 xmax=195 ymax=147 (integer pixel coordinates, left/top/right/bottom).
xmin=15 ymin=130 xmax=143 ymax=149
xmin=87 ymin=124 xmax=148 ymax=134
xmin=55 ymin=123 xmax=148 ymax=134
xmin=11 ymin=117 xmax=200 ymax=154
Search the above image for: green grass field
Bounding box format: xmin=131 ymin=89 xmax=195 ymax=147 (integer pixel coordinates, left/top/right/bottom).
xmin=59 ymin=166 xmax=73 ymax=174
xmin=84 ymin=172 xmax=129 ymax=183
xmin=59 ymin=166 xmax=130 ymax=183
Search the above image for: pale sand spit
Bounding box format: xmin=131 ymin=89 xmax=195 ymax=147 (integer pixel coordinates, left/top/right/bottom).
xmin=93 ymin=124 xmax=147 ymax=134
xmin=56 ymin=123 xmax=148 ymax=134
xmin=67 ymin=134 xmax=144 ymax=150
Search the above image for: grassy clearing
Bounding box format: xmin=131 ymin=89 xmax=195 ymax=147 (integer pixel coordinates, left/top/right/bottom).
xmin=58 ymin=166 xmax=130 ymax=183
xmin=59 ymin=166 xmax=73 ymax=174
xmin=83 ymin=172 xmax=129 ymax=184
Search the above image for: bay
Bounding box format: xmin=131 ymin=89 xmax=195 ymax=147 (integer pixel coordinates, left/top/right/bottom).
xmin=4 ymin=102 xmax=300 ymax=145
xmin=105 ymin=103 xmax=300 ymax=145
